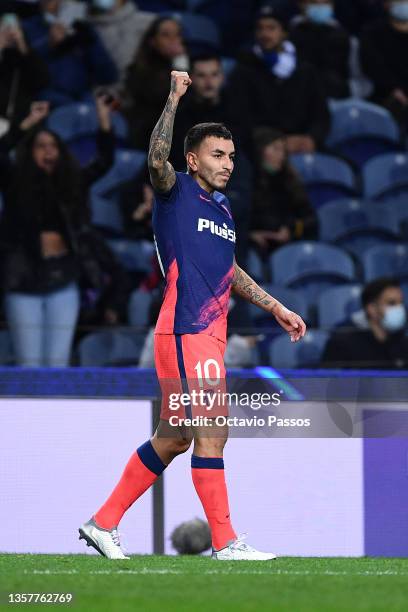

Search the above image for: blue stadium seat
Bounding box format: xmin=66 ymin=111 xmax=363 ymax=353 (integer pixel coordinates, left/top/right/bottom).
xmin=128 ymin=289 xmax=153 ymax=328
xmin=47 ymin=102 xmax=128 ymax=165
xmin=318 ymin=199 xmax=400 ymax=257
xmin=290 ymin=153 xmax=357 ymax=208
xmin=78 ymin=329 xmax=146 ymax=366
xmin=107 ymin=239 xmax=155 ymax=275
xmin=248 ymin=285 xmax=308 ymax=324
xmin=363 ymin=152 xmax=408 ymax=200
xmin=318 ymin=284 xmax=363 ymax=329
xmin=269 ymin=330 xmax=329 ymax=369
xmin=270 ymin=242 xmax=355 ymax=286
xmin=178 ymin=13 xmax=220 ymax=49
xmin=270 ymin=242 xmax=355 ymax=312
xmin=327 ymin=99 xmax=400 ymax=167
xmin=362 ymin=244 xmax=408 ymax=282
xmin=0 ymin=330 xmax=14 ymax=365
xmin=91 ymin=149 xmax=147 ymax=235
xmin=246 ymin=249 xmax=264 ymax=282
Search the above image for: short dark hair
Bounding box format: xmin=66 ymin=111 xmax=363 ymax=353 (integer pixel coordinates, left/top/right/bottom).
xmin=184 ymin=122 xmax=233 ymax=156
xmin=190 ymin=53 xmax=222 ymax=71
xmin=362 ymin=277 xmax=401 ymax=309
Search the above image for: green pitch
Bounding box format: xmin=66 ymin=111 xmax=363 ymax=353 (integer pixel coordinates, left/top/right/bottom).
xmin=1 ymin=554 xmax=408 ymax=612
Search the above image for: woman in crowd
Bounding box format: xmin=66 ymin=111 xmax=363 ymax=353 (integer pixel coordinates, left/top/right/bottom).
xmin=0 ymin=94 xmax=115 ymax=366
xmin=250 ymin=128 xmax=318 ymax=257
xmin=123 ymin=15 xmax=188 ymax=149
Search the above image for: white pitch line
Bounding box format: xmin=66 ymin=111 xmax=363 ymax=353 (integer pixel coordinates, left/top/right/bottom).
xmin=23 ymin=569 xmax=408 ymax=577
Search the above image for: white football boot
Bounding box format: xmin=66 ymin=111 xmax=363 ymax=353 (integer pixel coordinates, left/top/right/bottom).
xmin=78 ymin=518 xmax=130 ymax=560
xmin=212 ymin=534 xmax=277 ymax=561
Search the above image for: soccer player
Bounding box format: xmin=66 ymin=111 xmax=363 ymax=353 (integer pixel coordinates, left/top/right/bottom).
xmin=79 ymin=71 xmax=306 ymax=560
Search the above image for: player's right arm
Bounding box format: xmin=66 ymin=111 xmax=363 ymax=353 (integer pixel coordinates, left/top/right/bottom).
xmin=148 ymin=70 xmax=191 ymax=193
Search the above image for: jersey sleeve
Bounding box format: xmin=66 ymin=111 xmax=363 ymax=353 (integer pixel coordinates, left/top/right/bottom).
xmin=153 ymin=171 xmax=182 ymax=205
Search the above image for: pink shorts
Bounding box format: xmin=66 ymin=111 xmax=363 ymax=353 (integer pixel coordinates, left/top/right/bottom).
xmin=154 ymin=333 xmax=228 ymax=421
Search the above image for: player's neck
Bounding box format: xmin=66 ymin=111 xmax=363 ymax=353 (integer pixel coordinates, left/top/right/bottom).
xmin=193 ymin=174 xmax=213 ymax=194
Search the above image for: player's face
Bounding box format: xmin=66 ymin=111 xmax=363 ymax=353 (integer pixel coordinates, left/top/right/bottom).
xmin=191 ymin=60 xmax=224 ymax=101
xmin=188 ymin=137 xmax=235 ymax=192
xmin=255 ymin=17 xmax=286 ymax=51
xmin=32 ymin=131 xmax=60 ymax=174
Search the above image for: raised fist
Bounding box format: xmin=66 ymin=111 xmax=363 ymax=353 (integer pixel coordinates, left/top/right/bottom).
xmin=170 ymin=70 xmax=192 ymax=99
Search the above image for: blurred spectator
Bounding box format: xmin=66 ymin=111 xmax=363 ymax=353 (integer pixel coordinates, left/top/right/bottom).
xmin=228 ymin=5 xmax=330 ymax=155
xmin=321 ymin=278 xmax=408 ymax=369
xmin=290 ymin=0 xmax=351 ymax=98
xmin=118 ymin=166 xmax=154 ymax=241
xmin=250 ymin=128 xmax=317 ymax=256
xmin=0 ymin=13 xmax=49 ymax=133
xmin=88 ymin=0 xmax=155 ymax=85
xmin=123 ymin=16 xmax=189 ymax=149
xmin=360 ymin=0 xmax=408 ymax=127
xmin=0 ymin=95 xmax=115 ymax=366
xmin=24 ymin=0 xmax=117 ymax=107
xmin=170 ymin=54 xmax=250 ymax=170
xmin=76 ymin=227 xmax=132 ymax=331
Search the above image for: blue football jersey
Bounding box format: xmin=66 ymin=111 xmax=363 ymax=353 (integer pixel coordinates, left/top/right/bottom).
xmin=152 ymin=172 xmax=235 ymax=342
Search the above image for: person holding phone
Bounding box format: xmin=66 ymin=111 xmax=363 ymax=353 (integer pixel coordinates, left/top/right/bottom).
xmin=23 ymin=0 xmax=117 ymax=107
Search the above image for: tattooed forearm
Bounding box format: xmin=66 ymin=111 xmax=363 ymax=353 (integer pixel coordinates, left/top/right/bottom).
xmin=148 ymin=91 xmax=178 ymax=192
xmin=232 ymin=261 xmax=279 ymax=313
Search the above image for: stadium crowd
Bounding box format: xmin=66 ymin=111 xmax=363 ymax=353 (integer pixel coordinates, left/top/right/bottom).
xmin=0 ymin=0 xmax=408 ymax=369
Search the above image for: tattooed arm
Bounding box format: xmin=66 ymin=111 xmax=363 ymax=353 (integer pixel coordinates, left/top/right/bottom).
xmin=148 ymin=70 xmax=191 ymax=193
xmin=232 ymin=259 xmax=307 ymax=342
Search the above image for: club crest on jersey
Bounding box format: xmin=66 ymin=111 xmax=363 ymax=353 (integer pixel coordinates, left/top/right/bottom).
xmin=197 ymin=218 xmax=236 ymax=243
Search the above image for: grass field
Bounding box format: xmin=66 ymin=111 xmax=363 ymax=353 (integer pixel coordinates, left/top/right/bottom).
xmin=1 ymin=554 xmax=408 ymax=611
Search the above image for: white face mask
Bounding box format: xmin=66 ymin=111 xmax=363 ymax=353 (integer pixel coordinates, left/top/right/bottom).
xmin=305 ymin=3 xmax=334 ymax=24
xmin=390 ymin=1 xmax=408 ymax=22
xmin=382 ymin=304 xmax=407 ymax=332
xmin=93 ymin=0 xmax=116 ymax=11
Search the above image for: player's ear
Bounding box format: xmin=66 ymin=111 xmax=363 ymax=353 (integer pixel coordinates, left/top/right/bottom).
xmin=186 ymin=151 xmax=198 ymax=173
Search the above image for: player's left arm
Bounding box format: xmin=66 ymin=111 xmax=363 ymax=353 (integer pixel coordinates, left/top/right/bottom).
xmin=231 ymin=259 xmax=306 ymax=342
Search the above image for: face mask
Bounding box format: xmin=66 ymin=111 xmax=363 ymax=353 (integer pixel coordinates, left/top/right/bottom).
xmin=390 ymin=1 xmax=408 ymax=21
xmin=44 ymin=12 xmax=58 ymax=25
xmin=305 ymin=3 xmax=334 ymax=24
xmin=382 ymin=304 xmax=406 ymax=332
xmin=93 ymin=0 xmax=116 ymax=11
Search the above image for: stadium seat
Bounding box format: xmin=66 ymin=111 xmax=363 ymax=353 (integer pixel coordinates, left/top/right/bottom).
xmin=270 ymin=242 xmax=355 ymax=286
xmin=107 ymin=239 xmax=156 ymax=275
xmin=177 ymin=13 xmax=221 ymax=49
xmin=128 ymin=289 xmax=153 ymax=328
xmin=327 ymin=99 xmax=400 ymax=167
xmin=362 ymin=152 xmax=408 ymax=200
xmin=318 ymin=285 xmax=363 ymax=329
xmin=0 ymin=330 xmax=14 ymax=365
xmin=90 ymin=149 xmax=147 ymax=235
xmin=318 ymin=199 xmax=400 ymax=257
xmin=269 ymin=330 xmax=329 ymax=369
xmin=78 ymin=329 xmax=146 ymax=367
xmin=362 ymin=244 xmax=408 ymax=282
xmin=248 ymin=285 xmax=308 ymax=324
xmin=270 ymin=242 xmax=355 ymax=314
xmin=246 ymin=249 xmax=264 ymax=282
xmin=290 ymin=153 xmax=357 ymax=208
xmin=47 ymin=103 xmax=128 ymax=165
